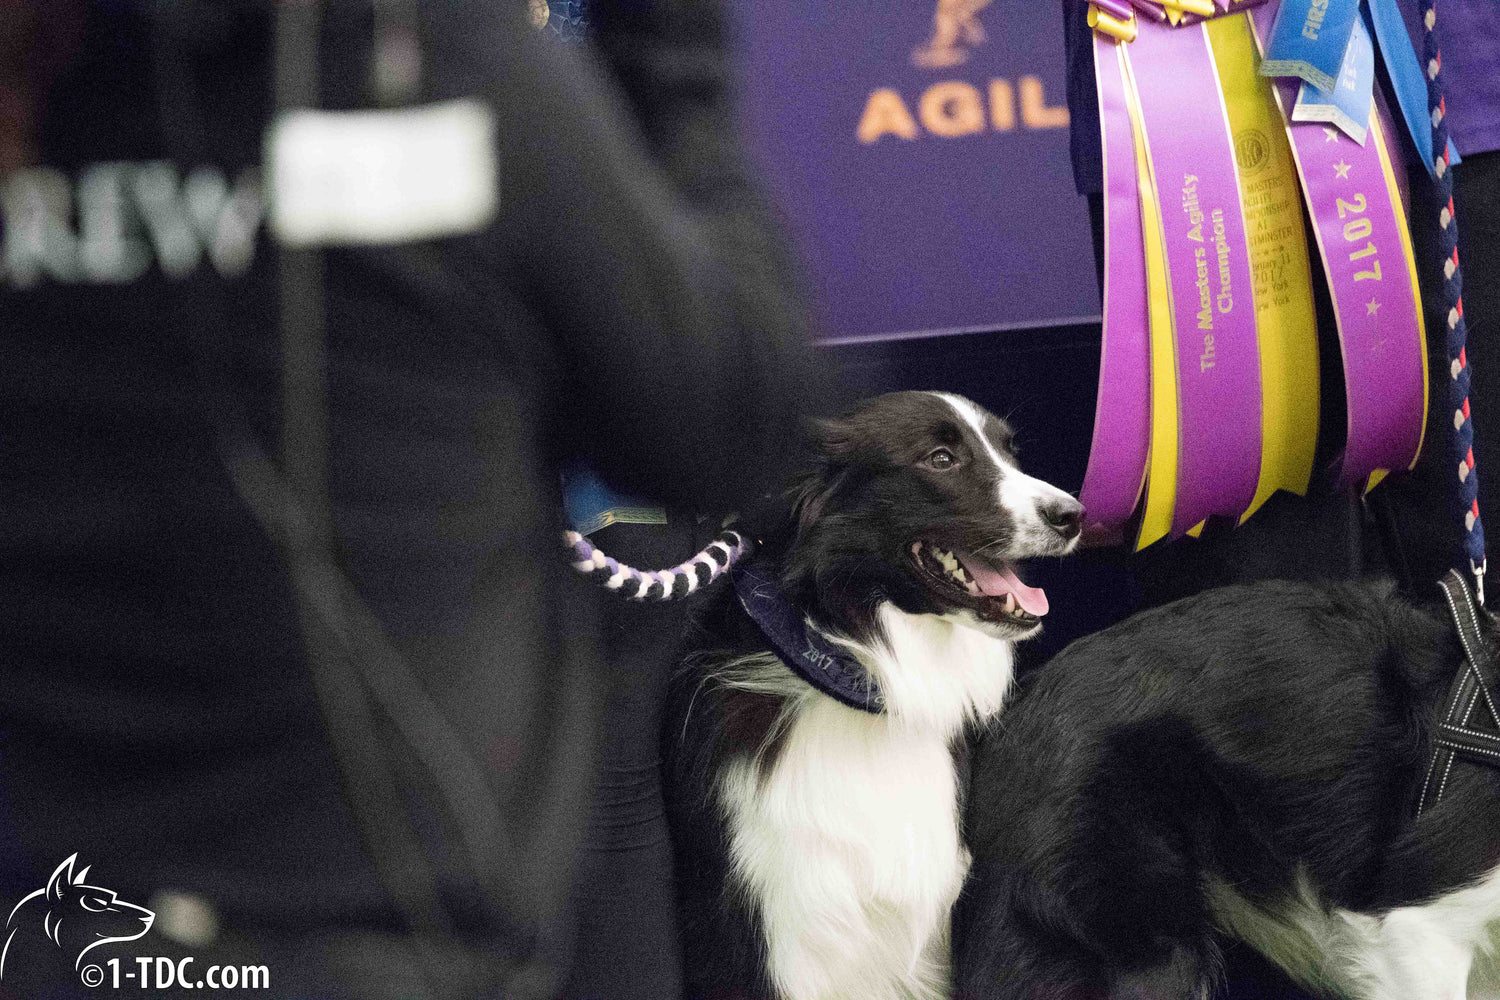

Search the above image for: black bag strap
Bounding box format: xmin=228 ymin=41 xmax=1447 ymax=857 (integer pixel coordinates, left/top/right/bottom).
xmin=1417 ymin=569 xmax=1500 ymax=817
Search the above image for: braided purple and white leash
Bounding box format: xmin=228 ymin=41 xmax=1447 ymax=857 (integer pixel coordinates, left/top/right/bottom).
xmin=1420 ymin=0 xmax=1486 ymax=604
xmin=564 ymin=528 xmax=752 ymax=600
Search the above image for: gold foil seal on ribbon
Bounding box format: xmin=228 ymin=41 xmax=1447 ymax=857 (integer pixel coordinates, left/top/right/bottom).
xmin=1207 ymin=12 xmax=1319 ymax=520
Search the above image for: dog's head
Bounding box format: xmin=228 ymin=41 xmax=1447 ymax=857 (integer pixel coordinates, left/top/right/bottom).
xmin=784 ymin=391 xmax=1082 ymax=642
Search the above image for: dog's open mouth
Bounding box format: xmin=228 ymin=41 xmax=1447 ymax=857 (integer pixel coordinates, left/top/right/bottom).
xmin=910 ymin=540 xmax=1048 ymax=627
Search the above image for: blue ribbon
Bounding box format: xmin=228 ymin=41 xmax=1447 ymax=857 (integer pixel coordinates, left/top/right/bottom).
xmin=1292 ymin=9 xmax=1376 ymax=143
xmin=1262 ymin=0 xmax=1461 ymax=174
xmin=1261 ymin=0 xmax=1363 ymax=92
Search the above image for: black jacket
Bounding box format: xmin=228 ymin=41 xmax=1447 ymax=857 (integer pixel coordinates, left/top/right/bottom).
xmin=1 ymin=1 xmax=825 ymax=993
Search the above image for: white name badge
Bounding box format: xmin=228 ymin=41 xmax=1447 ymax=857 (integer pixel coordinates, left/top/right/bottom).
xmin=267 ymin=98 xmax=498 ymax=246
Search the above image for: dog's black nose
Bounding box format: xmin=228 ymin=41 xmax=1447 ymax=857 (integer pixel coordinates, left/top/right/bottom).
xmin=1040 ymin=497 xmax=1084 ymax=541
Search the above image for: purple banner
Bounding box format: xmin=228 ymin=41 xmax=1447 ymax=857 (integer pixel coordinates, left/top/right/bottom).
xmin=1252 ymin=2 xmax=1427 ymax=484
xmin=1124 ymin=20 xmax=1263 ymax=533
xmin=1080 ymin=35 xmax=1150 ymax=537
xmin=733 ymin=0 xmax=1100 ymax=343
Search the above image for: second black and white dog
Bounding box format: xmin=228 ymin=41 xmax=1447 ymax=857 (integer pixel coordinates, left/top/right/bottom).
xmin=664 ymin=391 xmax=1083 ymax=1000
xmin=956 ymin=577 xmax=1500 ymax=1000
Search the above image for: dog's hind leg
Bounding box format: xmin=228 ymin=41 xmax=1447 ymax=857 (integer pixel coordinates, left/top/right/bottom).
xmin=1108 ymin=947 xmax=1214 ymax=1000
xmin=1074 ymin=719 xmax=1225 ymax=999
xmin=959 ymin=720 xmax=1230 ymax=999
xmin=951 ymin=892 xmax=1108 ymax=1000
xmin=953 ymin=860 xmax=1218 ymax=1000
xmin=952 ymin=916 xmax=1216 ymax=1000
xmin=1079 ymin=718 xmax=1228 ymax=997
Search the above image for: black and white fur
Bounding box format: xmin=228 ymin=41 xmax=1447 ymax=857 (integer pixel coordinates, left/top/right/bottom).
xmin=955 ymin=579 xmax=1500 ymax=1000
xmin=664 ymin=391 xmax=1083 ymax=1000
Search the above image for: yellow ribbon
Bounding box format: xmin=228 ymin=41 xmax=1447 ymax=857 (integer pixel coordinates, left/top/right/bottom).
xmin=1119 ymin=47 xmax=1181 ymax=550
xmin=1367 ymin=106 xmax=1430 ymax=491
xmin=1088 ymin=5 xmax=1139 ymax=43
xmin=1162 ymin=0 xmax=1215 ymax=16
xmin=1207 ymin=13 xmax=1320 ymax=521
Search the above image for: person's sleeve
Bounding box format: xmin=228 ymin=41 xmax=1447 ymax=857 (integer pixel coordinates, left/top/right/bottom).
xmin=428 ymin=0 xmax=834 ymax=513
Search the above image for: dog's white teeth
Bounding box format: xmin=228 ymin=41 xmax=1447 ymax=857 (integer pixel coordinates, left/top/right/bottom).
xmin=943 ymin=558 xmax=972 ymax=588
xmin=966 ymin=580 xmax=980 ymax=596
xmin=1003 ymin=593 xmax=1016 ymax=613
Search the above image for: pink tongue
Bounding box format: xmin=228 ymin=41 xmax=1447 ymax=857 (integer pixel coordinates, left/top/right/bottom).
xmin=954 ymin=552 xmax=1049 ymax=616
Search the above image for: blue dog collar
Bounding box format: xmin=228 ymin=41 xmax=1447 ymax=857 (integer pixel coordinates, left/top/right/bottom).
xmin=732 ymin=561 xmax=884 ymax=715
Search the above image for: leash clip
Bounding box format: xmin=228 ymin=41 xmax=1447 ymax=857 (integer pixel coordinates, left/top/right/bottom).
xmin=1474 ymin=558 xmax=1488 ymax=607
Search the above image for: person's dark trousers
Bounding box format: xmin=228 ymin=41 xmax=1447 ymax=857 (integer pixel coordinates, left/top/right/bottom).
xmin=560 ymin=516 xmax=702 ymax=1000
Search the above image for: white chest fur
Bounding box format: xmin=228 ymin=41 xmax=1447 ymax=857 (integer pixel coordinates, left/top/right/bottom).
xmin=721 ymin=699 xmax=968 ymax=1000
xmin=716 ymin=604 xmax=1016 ymax=1000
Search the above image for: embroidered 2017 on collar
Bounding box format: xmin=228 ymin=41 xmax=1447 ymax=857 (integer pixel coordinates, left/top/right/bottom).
xmin=732 ymin=561 xmax=884 ymax=714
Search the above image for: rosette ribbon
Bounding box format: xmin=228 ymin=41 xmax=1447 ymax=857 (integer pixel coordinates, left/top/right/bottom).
xmin=1083 ymin=0 xmax=1425 ymax=548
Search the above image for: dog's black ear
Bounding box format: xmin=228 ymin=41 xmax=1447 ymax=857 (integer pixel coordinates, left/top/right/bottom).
xmin=807 ymin=416 xmax=858 ymax=461
xmin=787 ymin=466 xmax=850 ymax=538
xmin=791 ymin=415 xmax=865 ymax=535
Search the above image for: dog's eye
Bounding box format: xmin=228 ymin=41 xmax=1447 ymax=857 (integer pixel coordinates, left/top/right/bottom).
xmin=80 ymin=895 xmax=112 ymax=912
xmin=924 ymin=448 xmax=958 ymax=470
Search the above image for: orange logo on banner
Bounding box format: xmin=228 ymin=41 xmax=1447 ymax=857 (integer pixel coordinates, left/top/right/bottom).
xmin=857 ymin=78 xmax=1068 ymax=144
xmin=911 ymin=0 xmax=995 ymax=68
xmin=858 ymin=4 xmax=1069 ymax=145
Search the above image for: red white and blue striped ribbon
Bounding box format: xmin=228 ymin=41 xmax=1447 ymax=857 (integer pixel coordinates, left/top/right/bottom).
xmin=1420 ymin=0 xmax=1486 ymax=602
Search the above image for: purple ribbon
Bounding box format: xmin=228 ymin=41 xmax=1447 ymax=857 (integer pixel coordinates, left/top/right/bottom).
xmin=1124 ymin=20 xmax=1263 ymax=533
xmin=1081 ymin=36 xmax=1151 ymax=540
xmin=1253 ymin=1 xmax=1426 ymax=485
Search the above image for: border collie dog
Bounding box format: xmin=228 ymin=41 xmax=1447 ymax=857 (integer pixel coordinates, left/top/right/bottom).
xmin=956 ymin=578 xmax=1500 ymax=1000
xmin=664 ymin=391 xmax=1083 ymax=1000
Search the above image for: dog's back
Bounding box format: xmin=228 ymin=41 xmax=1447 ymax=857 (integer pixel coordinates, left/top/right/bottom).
xmin=955 ymin=579 xmax=1500 ymax=1000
